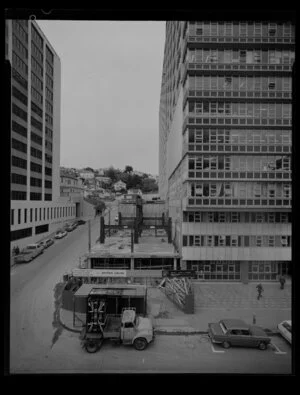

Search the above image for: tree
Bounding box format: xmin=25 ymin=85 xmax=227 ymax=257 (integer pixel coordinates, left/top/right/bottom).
xmin=84 ymin=167 xmax=94 ymax=172
xmin=124 ymin=165 xmax=133 ymax=174
xmin=141 ymin=177 xmax=158 ymax=193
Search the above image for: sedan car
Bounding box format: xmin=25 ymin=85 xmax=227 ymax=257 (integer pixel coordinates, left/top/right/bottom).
xmin=277 ymin=320 xmax=292 ymax=344
xmin=39 ymin=238 xmax=54 ymax=249
xmin=208 ymin=318 xmax=271 ymax=350
xmin=14 ymin=243 xmax=44 ymax=263
xmin=55 ymin=230 xmax=67 ymax=239
xmin=65 ymin=222 xmax=77 ymax=232
xmin=76 ymin=219 xmax=86 ymax=225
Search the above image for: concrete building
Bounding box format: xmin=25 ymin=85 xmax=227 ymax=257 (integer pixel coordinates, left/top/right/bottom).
xmin=6 ymin=19 xmax=80 ymax=249
xmin=159 ymin=21 xmax=294 ymax=282
xmin=79 ymin=170 xmax=95 ymax=180
xmin=113 ymin=180 xmax=127 ymax=192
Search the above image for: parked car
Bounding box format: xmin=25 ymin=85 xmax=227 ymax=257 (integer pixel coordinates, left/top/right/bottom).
xmin=65 ymin=222 xmax=77 ymax=232
xmin=55 ymin=230 xmax=67 ymax=239
xmin=76 ymin=219 xmax=86 ymax=225
xmin=14 ymin=243 xmax=44 ymax=263
xmin=39 ymin=238 xmax=54 ymax=249
xmin=277 ymin=320 xmax=292 ymax=344
xmin=208 ymin=318 xmax=271 ymax=350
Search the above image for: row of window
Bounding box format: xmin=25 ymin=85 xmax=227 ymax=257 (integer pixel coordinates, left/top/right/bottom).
xmin=45 ymin=153 xmax=53 ymax=164
xmin=12 ymin=103 xmax=27 ymax=121
xmin=11 ymin=205 xmax=75 ymax=226
xmin=12 ymin=155 xmax=27 ymax=169
xmin=31 ymin=41 xmax=43 ymax=64
xmin=31 ymin=116 xmax=42 ymax=131
xmin=11 ymin=173 xmax=26 ymax=185
xmin=31 ymin=25 xmax=43 ymax=49
xmin=31 ymin=161 xmax=42 ymax=173
xmin=187 ymin=129 xmax=291 ymax=145
xmin=182 ymin=234 xmax=291 ymax=247
xmin=12 ymin=138 xmax=27 ymax=153
xmin=46 ymin=87 xmax=53 ymax=101
xmin=12 ymin=68 xmax=28 ymax=90
xmin=12 ymin=86 xmax=27 ymax=106
xmin=186 ymin=49 xmax=295 ymax=65
xmin=31 ymin=101 xmax=43 ymax=117
xmin=12 ymin=20 xmax=28 ymax=43
xmin=46 ymin=46 xmax=54 ymax=63
xmin=188 ymin=155 xmax=291 ymax=172
xmin=12 ymin=33 xmax=28 ymax=59
xmin=31 ymin=131 xmax=42 ymax=145
xmin=187 ymin=22 xmax=294 ymax=38
xmin=183 ymin=211 xmax=291 ymax=223
xmin=31 ymin=56 xmax=43 ymax=77
xmin=185 ymin=116 xmax=292 ymax=127
xmin=12 ymin=120 xmax=27 ymax=138
xmin=186 ymin=76 xmax=292 ymax=92
xmin=45 ymin=127 xmax=53 ymax=139
xmin=46 ymin=100 xmax=53 ymax=115
xmin=45 ymin=114 xmax=53 ymax=125
xmin=12 ymin=51 xmax=28 ymax=75
xmin=186 ymin=101 xmax=292 ymax=119
xmin=46 ymin=61 xmax=53 ymax=77
xmin=31 ymin=146 xmax=42 ymax=159
xmin=189 ymin=182 xmax=291 ymax=199
xmin=31 ymin=177 xmax=42 ymax=187
xmin=46 ymin=74 xmax=53 ymax=89
xmin=31 ymin=86 xmax=43 ymax=105
xmin=31 ymin=71 xmax=43 ymax=91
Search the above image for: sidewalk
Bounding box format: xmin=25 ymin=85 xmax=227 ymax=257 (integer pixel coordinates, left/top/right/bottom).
xmin=59 ymin=281 xmax=291 ymax=335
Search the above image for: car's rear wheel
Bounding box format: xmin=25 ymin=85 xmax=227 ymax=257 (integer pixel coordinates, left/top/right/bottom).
xmin=134 ymin=337 xmax=148 ymax=351
xmin=222 ymin=341 xmax=231 ymax=349
xmin=258 ymin=342 xmax=267 ymax=350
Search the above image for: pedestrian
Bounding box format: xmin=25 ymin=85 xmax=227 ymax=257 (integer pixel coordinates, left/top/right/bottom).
xmin=15 ymin=245 xmax=20 ymax=255
xmin=256 ymin=283 xmax=263 ymax=300
xmin=279 ymin=275 xmax=286 ymax=290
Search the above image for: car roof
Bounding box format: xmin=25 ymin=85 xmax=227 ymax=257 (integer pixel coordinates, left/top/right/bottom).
xmin=283 ymin=320 xmax=292 ymax=326
xmin=220 ymin=319 xmax=249 ymax=329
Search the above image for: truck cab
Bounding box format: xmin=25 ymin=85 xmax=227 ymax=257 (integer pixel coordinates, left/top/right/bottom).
xmin=120 ymin=308 xmax=154 ymax=349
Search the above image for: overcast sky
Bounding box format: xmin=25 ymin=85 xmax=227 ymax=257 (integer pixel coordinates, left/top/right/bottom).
xmin=37 ymin=20 xmax=165 ymax=175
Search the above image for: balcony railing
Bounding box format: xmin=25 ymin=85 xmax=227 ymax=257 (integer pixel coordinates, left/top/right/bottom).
xmin=183 ymin=89 xmax=292 ymax=106
xmin=184 ymin=143 xmax=291 ymax=155
xmin=185 ymin=35 xmax=295 ymax=45
xmin=183 ymin=196 xmax=291 ymax=209
xmin=186 ymin=170 xmax=291 ymax=181
xmin=183 ymin=62 xmax=293 ymax=80
xmin=182 ymin=115 xmax=292 ymax=131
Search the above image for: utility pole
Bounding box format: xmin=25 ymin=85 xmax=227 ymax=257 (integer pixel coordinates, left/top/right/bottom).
xmin=88 ymin=219 xmax=91 ymax=252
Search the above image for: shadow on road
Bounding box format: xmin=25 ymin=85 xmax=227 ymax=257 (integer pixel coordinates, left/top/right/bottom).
xmin=51 ymin=282 xmax=65 ymax=348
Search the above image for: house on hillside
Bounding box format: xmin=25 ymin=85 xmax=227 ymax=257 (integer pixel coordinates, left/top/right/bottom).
xmin=113 ymin=180 xmax=127 ymax=192
xmin=127 ymin=188 xmax=142 ymax=196
xmin=79 ymin=170 xmax=94 ymax=180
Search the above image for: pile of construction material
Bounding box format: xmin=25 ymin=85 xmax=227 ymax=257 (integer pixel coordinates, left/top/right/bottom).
xmin=158 ymin=277 xmax=194 ymax=313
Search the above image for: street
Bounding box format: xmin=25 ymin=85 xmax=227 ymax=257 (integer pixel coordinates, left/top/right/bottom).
xmin=9 ymin=206 xmax=292 ymax=374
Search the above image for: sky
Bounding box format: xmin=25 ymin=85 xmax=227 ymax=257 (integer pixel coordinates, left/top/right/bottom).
xmin=36 ymin=20 xmax=166 ymax=175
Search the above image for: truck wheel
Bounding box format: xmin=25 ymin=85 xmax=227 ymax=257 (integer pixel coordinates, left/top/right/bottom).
xmin=134 ymin=337 xmax=148 ymax=351
xmin=222 ymin=341 xmax=231 ymax=349
xmin=85 ymin=341 xmax=98 ymax=353
xmin=258 ymin=342 xmax=267 ymax=350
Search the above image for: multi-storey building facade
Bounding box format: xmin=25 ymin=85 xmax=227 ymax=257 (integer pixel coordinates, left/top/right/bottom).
xmin=7 ymin=19 xmax=77 ymax=249
xmin=159 ymin=21 xmax=294 ymax=282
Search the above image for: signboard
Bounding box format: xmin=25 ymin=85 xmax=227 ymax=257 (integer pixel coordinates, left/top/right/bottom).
xmin=164 ymin=270 xmax=197 ymax=279
xmin=72 ymin=269 xmax=127 ymax=277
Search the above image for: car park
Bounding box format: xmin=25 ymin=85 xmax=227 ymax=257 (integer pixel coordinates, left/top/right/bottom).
xmin=55 ymin=230 xmax=67 ymax=239
xmin=39 ymin=238 xmax=54 ymax=249
xmin=208 ymin=318 xmax=271 ymax=350
xmin=277 ymin=320 xmax=292 ymax=344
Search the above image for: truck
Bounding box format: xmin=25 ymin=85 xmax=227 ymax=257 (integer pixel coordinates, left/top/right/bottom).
xmin=14 ymin=243 xmax=44 ymax=263
xmin=80 ymin=300 xmax=154 ymax=353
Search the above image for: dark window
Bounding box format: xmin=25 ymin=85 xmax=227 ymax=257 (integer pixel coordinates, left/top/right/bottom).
xmin=12 ymin=68 xmax=28 ymax=89
xmin=35 ymin=208 xmax=37 ymax=221
xmin=30 ymin=192 xmax=42 ymax=201
xmin=45 ymin=167 xmax=52 ymax=176
xmin=11 ymin=190 xmax=26 ymax=200
xmin=45 ymin=194 xmax=52 ymax=201
xmin=11 ymin=227 xmax=33 ymax=241
xmin=30 ymin=177 xmax=42 ymax=187
xmin=11 ymin=209 xmax=14 ymax=225
xmin=31 ymin=132 xmax=43 ymax=145
xmin=24 ymin=208 xmax=27 ymax=223
xmin=43 ymin=208 xmax=46 ymax=220
xmin=12 ymin=120 xmax=27 ymax=138
xmin=12 ymin=138 xmax=27 ymax=153
xmin=30 ymin=208 xmax=33 ymax=222
xmin=30 ymin=161 xmax=42 ymax=173
xmin=12 ymin=103 xmax=27 ymax=121
xmin=31 ymin=147 xmax=42 ymax=159
xmin=39 ymin=208 xmax=42 ymax=220
xmin=45 ymin=154 xmax=53 ymax=164
xmin=31 ymin=116 xmax=42 ymax=131
xmin=31 ymin=101 xmax=43 ymax=117
xmin=35 ymin=224 xmax=49 ymax=235
xmin=12 ymin=86 xmax=27 ymax=105
xmin=12 ymin=155 xmax=27 ymax=169
xmin=11 ymin=173 xmax=27 ymax=185
xmin=45 ymin=180 xmax=52 ymax=189
xmin=18 ymin=209 xmax=21 ymax=224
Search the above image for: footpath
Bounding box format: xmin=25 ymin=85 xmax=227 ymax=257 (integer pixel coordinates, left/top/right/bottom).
xmin=59 ymin=279 xmax=291 ymax=336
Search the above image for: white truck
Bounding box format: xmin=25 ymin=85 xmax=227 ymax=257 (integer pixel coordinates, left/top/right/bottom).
xmin=80 ymin=306 xmax=155 ymax=353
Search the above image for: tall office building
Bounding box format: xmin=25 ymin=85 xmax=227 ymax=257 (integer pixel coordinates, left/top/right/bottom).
xmin=7 ymin=19 xmax=76 ymax=249
xmin=159 ymin=21 xmax=294 ymax=283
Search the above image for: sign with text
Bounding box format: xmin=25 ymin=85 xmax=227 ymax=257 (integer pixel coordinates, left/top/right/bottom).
xmin=165 ymin=270 xmax=197 ymax=279
xmin=72 ymin=269 xmax=127 ymax=277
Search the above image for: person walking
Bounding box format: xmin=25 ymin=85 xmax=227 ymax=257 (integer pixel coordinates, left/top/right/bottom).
xmin=256 ymin=283 xmax=263 ymax=300
xmin=279 ymin=274 xmax=286 ymax=290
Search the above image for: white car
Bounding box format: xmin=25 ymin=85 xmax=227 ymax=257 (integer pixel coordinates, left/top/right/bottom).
xmin=55 ymin=230 xmax=67 ymax=239
xmin=277 ymin=320 xmax=292 ymax=344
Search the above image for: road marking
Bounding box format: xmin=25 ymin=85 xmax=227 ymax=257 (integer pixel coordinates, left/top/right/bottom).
xmin=271 ymin=342 xmax=287 ymax=355
xmin=211 ymin=344 xmax=225 ymax=353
